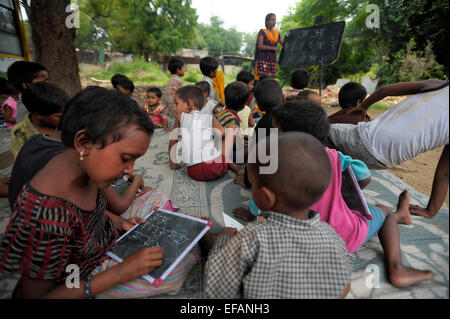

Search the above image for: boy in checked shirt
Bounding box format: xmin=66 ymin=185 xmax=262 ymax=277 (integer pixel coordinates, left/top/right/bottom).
xmin=202 ymin=132 xmax=353 ymax=299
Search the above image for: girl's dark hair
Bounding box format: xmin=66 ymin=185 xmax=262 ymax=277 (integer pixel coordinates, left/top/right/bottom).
xmin=147 ymin=87 xmax=162 ymax=98
xmin=199 ymin=57 xmax=219 ymax=77
xmin=339 ymin=82 xmax=367 ymax=108
xmin=225 ymin=81 xmax=250 ymax=111
xmin=236 ymin=71 xmax=254 ymax=85
xmin=22 ymin=82 xmax=69 ymax=115
xmin=7 ymin=61 xmax=47 ymax=92
xmin=168 ymin=58 xmax=184 ymax=74
xmin=272 ymin=99 xmax=330 ymax=143
xmin=175 ymin=85 xmax=205 ymax=110
xmin=265 ymin=13 xmax=276 ymax=28
xmin=111 ymin=74 xmax=128 ymax=89
xmin=60 ymin=87 xmax=154 ymax=148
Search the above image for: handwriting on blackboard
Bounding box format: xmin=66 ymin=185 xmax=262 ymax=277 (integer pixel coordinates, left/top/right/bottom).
xmin=109 ymin=210 xmax=208 ymax=279
xmin=279 ymin=21 xmax=346 ymax=67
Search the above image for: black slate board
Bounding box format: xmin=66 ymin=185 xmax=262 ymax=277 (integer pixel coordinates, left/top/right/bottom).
xmin=108 ymin=209 xmax=210 ymax=281
xmin=279 ymin=21 xmax=346 ymax=67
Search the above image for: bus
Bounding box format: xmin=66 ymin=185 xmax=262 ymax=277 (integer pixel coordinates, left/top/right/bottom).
xmin=0 ymin=0 xmax=30 ymax=74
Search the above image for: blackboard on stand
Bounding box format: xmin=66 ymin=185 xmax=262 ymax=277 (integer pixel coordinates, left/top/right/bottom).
xmin=107 ymin=209 xmax=213 ymax=287
xmin=279 ymin=21 xmax=346 ymax=95
xmin=279 ymin=21 xmax=346 ymax=67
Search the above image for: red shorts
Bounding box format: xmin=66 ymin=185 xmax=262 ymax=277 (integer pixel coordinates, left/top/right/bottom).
xmin=187 ymin=155 xmax=228 ymax=181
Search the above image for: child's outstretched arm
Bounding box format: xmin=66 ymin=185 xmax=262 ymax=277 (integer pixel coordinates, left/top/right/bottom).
xmin=359 ymin=80 xmax=446 ymax=111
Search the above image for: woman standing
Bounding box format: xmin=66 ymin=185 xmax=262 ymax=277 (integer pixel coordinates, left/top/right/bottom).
xmin=254 ymin=13 xmax=284 ymax=80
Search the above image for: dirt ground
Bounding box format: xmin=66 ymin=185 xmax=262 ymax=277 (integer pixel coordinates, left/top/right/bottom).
xmin=321 ymin=88 xmax=449 ymax=207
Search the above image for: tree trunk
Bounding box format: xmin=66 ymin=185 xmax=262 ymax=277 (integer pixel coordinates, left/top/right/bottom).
xmin=29 ymin=0 xmax=81 ymax=97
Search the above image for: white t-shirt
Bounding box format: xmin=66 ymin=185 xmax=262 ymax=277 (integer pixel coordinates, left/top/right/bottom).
xmin=358 ymin=83 xmax=449 ymax=168
xmin=180 ymin=111 xmax=221 ymax=166
xmin=201 ymin=100 xmax=216 ymax=115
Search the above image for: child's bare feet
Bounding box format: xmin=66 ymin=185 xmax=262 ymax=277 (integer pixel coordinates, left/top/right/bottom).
xmin=389 ymin=264 xmax=435 ymax=288
xmin=233 ymin=207 xmax=256 ymax=222
xmin=394 ymin=190 xmax=413 ymax=225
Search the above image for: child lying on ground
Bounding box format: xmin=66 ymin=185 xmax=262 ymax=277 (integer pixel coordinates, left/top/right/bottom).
xmin=202 ymin=132 xmax=353 ymax=298
xmin=327 ymin=80 xmax=449 ymax=218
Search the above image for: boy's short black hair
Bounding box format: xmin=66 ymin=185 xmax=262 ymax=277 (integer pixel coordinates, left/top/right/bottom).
xmin=195 ymin=81 xmax=211 ymax=96
xmin=176 ymin=85 xmax=205 ymax=110
xmin=199 ymin=57 xmax=219 ymax=77
xmin=117 ymin=77 xmax=135 ymax=93
xmin=291 ymin=69 xmax=310 ymax=90
xmin=168 ymin=58 xmax=185 ymax=74
xmin=7 ymin=61 xmax=47 ymax=92
xmin=251 ymin=132 xmax=331 ymax=210
xmin=60 ymin=87 xmax=154 ymax=148
xmin=147 ymin=87 xmax=162 ymax=98
xmin=253 ymin=79 xmax=283 ymax=112
xmin=339 ymin=82 xmax=367 ymax=108
xmin=272 ymin=99 xmax=330 ymax=143
xmin=22 ymin=82 xmax=69 ymax=116
xmin=236 ymin=71 xmax=255 ymax=85
xmin=258 ymin=74 xmax=273 ymax=82
xmin=225 ymin=81 xmax=250 ymax=112
xmin=111 ymin=74 xmax=128 ymax=89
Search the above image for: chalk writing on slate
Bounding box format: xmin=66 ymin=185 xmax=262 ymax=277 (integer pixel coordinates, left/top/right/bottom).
xmin=279 ymin=21 xmax=346 ymax=67
xmin=108 ymin=209 xmax=209 ymax=279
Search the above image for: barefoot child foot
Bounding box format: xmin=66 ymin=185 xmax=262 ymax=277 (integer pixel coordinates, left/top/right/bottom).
xmin=388 ymin=264 xmax=435 ymax=288
xmin=394 ymin=190 xmax=413 ymax=225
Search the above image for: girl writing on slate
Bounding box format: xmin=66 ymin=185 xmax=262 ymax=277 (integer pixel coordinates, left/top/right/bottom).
xmin=0 ymin=87 xmax=197 ymax=298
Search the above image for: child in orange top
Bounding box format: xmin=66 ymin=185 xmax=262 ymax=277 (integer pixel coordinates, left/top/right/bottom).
xmin=143 ymin=87 xmax=170 ymax=131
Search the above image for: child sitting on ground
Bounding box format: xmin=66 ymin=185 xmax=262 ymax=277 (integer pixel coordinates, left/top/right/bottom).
xmin=284 ymin=68 xmax=311 ymax=98
xmin=269 ymin=100 xmax=434 ymax=287
xmin=196 ymin=81 xmax=220 ymax=115
xmin=10 ymin=82 xmax=68 ymax=159
xmin=0 ymin=87 xmax=197 ymax=299
xmin=169 ymin=86 xmax=240 ymax=181
xmin=0 ymin=78 xmax=19 ymax=130
xmin=6 ymin=61 xmax=49 ymax=124
xmin=143 ymin=87 xmax=170 ymax=131
xmin=328 ymin=82 xmax=371 ymax=125
xmin=165 ymin=58 xmax=185 ymax=115
xmin=200 ymin=57 xmax=220 ymax=104
xmin=203 ymin=132 xmax=353 ymax=298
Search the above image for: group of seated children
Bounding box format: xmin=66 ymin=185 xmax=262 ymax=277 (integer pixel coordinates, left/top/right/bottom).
xmin=0 ymin=57 xmax=447 ymax=299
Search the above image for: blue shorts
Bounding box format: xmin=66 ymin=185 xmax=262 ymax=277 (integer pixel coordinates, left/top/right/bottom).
xmin=364 ymin=206 xmax=386 ymax=243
